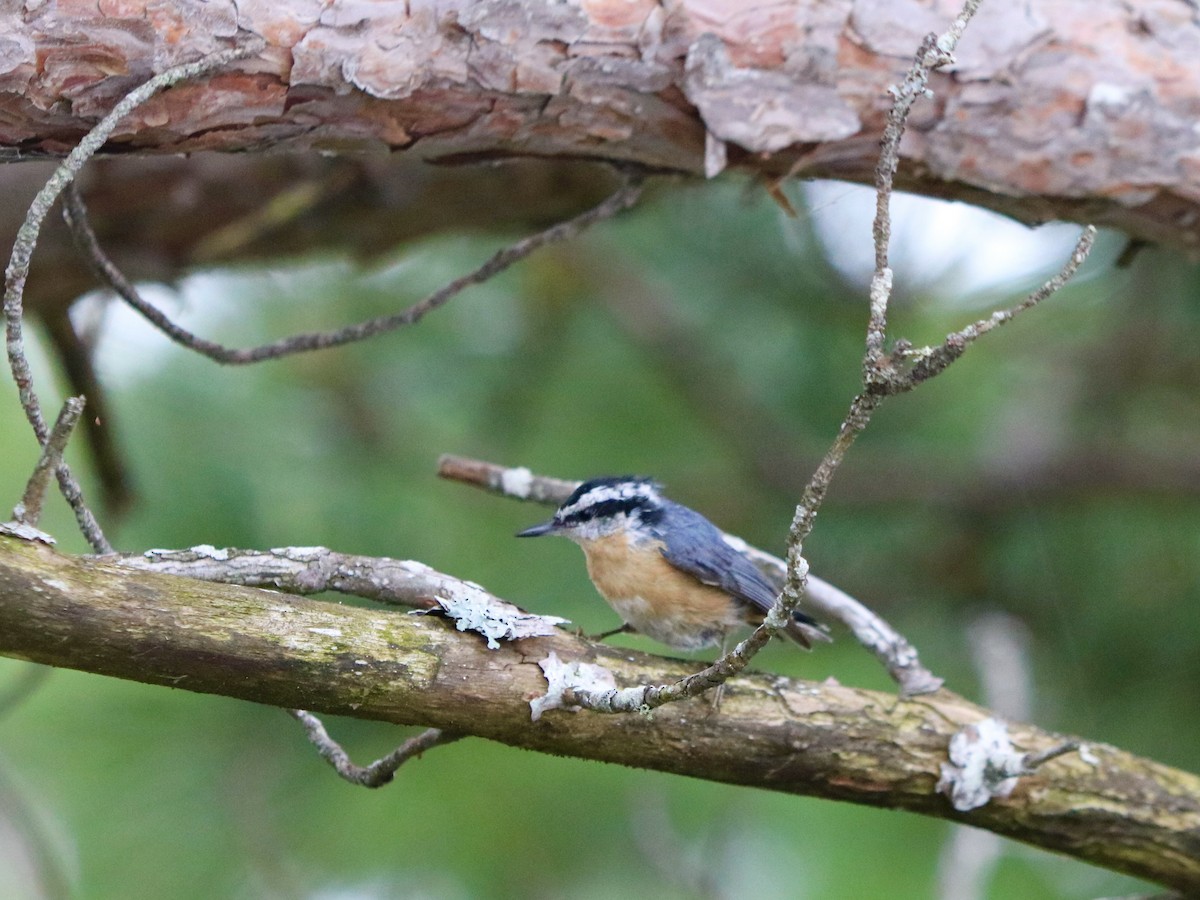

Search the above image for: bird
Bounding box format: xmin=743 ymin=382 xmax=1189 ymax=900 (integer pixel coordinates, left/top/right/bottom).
xmin=516 ymin=476 xmax=825 ymax=651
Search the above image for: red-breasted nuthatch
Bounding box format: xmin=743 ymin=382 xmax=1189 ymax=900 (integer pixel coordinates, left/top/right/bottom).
xmin=517 ymin=476 xmax=824 ymax=650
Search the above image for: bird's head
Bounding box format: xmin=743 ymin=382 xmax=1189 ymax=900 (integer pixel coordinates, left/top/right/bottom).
xmin=516 ymin=476 xmax=664 ymax=543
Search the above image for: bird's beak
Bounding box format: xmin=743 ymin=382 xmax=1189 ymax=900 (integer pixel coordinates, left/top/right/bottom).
xmin=516 ymin=520 xmax=557 ymax=537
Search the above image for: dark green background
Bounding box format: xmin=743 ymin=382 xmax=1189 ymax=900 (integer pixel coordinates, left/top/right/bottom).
xmin=2 ymin=179 xmax=1196 ymax=898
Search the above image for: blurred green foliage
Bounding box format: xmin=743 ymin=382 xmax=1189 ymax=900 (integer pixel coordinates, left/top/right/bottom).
xmin=2 ymin=178 xmax=1196 ymax=899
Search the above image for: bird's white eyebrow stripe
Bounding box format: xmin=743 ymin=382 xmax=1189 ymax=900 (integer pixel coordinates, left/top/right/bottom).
xmin=559 ymin=482 xmax=661 ymax=517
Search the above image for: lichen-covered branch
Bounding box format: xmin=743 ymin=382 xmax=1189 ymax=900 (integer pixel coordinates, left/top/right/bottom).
xmin=0 ymin=535 xmax=1197 ymax=891
xmin=114 ymin=544 xmax=569 ymax=648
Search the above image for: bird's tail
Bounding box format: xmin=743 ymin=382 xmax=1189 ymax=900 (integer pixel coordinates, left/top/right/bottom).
xmin=784 ymin=610 xmax=832 ymax=650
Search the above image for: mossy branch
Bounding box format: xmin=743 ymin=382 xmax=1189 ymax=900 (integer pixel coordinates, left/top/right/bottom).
xmin=0 ymin=536 xmax=1196 ymax=892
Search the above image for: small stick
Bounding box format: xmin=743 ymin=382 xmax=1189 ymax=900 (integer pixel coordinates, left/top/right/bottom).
xmin=12 ymin=396 xmax=85 ymax=528
xmin=289 ymin=711 xmax=461 ymax=788
xmin=1022 ymin=739 xmax=1080 ymax=771
xmin=901 ymin=226 xmax=1097 ymax=388
xmin=436 ymin=454 xmax=579 ymax=505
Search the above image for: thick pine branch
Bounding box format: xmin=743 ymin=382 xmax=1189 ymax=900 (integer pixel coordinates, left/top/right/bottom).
xmin=0 ymin=0 xmax=1197 ymax=251
xmin=0 ymin=536 xmax=1196 ymax=892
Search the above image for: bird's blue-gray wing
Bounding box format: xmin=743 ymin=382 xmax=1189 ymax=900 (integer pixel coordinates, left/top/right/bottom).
xmin=654 ymin=503 xmax=823 ymax=642
xmin=654 ymin=504 xmax=781 ymax=614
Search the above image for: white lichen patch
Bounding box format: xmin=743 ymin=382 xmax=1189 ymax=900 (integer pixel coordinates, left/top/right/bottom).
xmin=416 ymin=590 xmax=568 ymax=650
xmin=499 ymin=465 xmax=534 ymax=498
xmin=937 ymin=717 xmax=1027 ymax=811
xmin=189 ymin=544 xmax=230 ymax=560
xmin=531 ymin=651 xmax=617 ymax=721
xmin=0 ymin=520 xmax=56 ymax=544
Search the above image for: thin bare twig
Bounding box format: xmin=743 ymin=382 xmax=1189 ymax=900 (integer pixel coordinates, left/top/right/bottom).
xmin=3 ymin=41 xmax=261 ymax=553
xmin=773 ymin=228 xmax=1096 ymax=631
xmin=900 ymin=226 xmax=1097 ymax=387
xmin=11 ymin=396 xmax=85 ymax=528
xmin=792 ymin=0 xmax=988 ymax=549
xmin=289 ymin=710 xmax=462 ymax=788
xmin=765 ymin=222 xmax=1095 ymax=639
xmin=37 ymin=304 xmax=135 ymax=514
xmin=63 ymin=176 xmax=645 ymax=365
xmin=1023 ymin=739 xmax=1080 ymax=770
xmin=712 ymin=2 xmax=989 ymax=707
xmin=868 ymin=0 xmax=983 ymax=374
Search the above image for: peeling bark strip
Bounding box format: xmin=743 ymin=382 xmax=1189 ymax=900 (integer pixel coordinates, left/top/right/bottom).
xmin=0 ymin=536 xmax=1198 ymax=891
xmin=1 ymin=1 xmax=1199 ymax=249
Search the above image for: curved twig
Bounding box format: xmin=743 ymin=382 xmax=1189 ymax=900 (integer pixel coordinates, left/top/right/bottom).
xmin=289 ymin=712 xmax=462 ymax=788
xmin=3 ymin=42 xmax=263 ymax=552
xmin=63 ymin=176 xmax=645 ymax=364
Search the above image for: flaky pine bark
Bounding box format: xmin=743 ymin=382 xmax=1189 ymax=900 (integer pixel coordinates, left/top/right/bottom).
xmin=1 ymin=0 xmax=1199 ymax=251
xmin=0 ymin=536 xmax=1197 ymax=892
